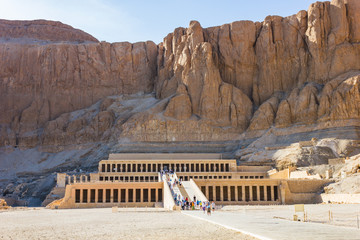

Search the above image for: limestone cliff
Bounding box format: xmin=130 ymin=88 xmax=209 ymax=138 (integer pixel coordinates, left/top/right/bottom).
xmin=1 ymin=1 xmax=360 ymax=204
xmin=0 ymin=0 xmax=359 ymax=148
xmin=0 ymin=0 xmax=359 ymax=149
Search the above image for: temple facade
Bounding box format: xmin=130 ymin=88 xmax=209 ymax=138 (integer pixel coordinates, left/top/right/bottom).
xmin=48 ymin=153 xmax=330 ymax=209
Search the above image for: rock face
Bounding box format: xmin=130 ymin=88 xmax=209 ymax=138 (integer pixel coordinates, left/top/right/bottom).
xmin=2 ymin=0 xmax=360 ymax=205
xmin=0 ymin=0 xmax=360 ymax=147
xmin=0 ymin=40 xmax=158 ymax=147
xmin=153 ymin=0 xmax=360 ymax=138
xmin=0 ymin=19 xmax=99 ymax=42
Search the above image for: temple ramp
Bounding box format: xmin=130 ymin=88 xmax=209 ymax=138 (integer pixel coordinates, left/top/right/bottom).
xmin=178 ymin=184 xmax=190 ymax=200
xmin=181 ymin=180 xmax=208 ymax=202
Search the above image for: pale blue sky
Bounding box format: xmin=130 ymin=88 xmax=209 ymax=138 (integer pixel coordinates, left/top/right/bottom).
xmin=0 ymin=0 xmax=315 ymax=43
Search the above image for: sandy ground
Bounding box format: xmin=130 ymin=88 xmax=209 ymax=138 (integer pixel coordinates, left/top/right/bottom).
xmin=222 ymin=204 xmax=360 ymax=228
xmin=0 ymin=208 xmax=256 ymax=240
xmin=1 ymin=204 xmax=359 ymax=240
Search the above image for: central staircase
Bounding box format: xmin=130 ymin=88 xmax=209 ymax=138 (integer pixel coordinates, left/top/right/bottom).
xmin=163 ymin=172 xmax=208 ymax=207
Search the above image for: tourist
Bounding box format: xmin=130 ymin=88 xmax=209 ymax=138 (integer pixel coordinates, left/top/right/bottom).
xmin=193 ymin=195 xmax=196 ymax=202
xmin=211 ymin=201 xmax=215 ymax=212
xmin=207 ymin=204 xmax=211 ymax=216
xmin=202 ymin=204 xmax=206 ymax=214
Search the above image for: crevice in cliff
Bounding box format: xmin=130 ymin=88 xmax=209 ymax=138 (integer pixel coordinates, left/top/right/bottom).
xmin=270 ymin=21 xmax=275 ymax=45
xmin=253 ymin=23 xmax=263 ymax=53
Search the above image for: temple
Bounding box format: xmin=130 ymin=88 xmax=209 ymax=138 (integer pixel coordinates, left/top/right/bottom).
xmin=47 ymin=153 xmax=330 ymax=209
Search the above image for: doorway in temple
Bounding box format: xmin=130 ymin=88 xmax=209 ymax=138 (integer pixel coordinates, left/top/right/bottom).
xmin=163 ymin=164 xmax=170 ymax=172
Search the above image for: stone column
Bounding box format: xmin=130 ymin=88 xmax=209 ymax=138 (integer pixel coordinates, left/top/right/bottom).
xmin=103 ymin=189 xmax=106 ymax=203
xmin=125 ymin=188 xmax=129 ymax=203
xmin=155 ymin=188 xmax=159 ymax=202
xmin=242 ymin=186 xmax=245 ymax=202
xmin=235 ymin=186 xmax=238 ymax=201
xmin=140 ymin=188 xmax=143 ymax=202
xmin=271 ymin=186 xmax=274 ymax=201
xmin=257 ymin=185 xmax=260 ymax=201
xmin=161 ymin=163 xmax=163 ymax=171
xmin=249 ymin=186 xmax=253 ymax=201
xmin=228 ymin=186 xmax=231 ymax=201
xmin=95 ymin=189 xmax=98 ymax=203
xmin=264 ymin=186 xmax=268 ymax=201
xmin=88 ymin=189 xmax=91 ymax=203
xmin=80 ymin=189 xmax=83 ymax=203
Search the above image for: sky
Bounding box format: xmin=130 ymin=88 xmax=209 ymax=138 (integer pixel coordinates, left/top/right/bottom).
xmin=0 ymin=0 xmax=316 ymax=44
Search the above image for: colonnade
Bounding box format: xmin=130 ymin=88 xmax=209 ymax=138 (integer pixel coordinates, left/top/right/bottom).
xmin=177 ymin=175 xmax=232 ymax=181
xmin=100 ymin=162 xmax=231 ymax=173
xmin=74 ymin=187 xmax=163 ymax=204
xmin=66 ymin=175 xmax=90 ymax=184
xmin=99 ymin=175 xmax=159 ymax=182
xmin=200 ymin=184 xmax=279 ymax=202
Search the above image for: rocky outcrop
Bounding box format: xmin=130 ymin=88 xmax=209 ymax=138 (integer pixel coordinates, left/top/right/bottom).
xmin=164 ymin=85 xmax=192 ymax=120
xmin=0 ymin=40 xmax=158 ymax=147
xmin=273 ymin=72 xmax=360 ymax=128
xmin=154 ymin=0 xmax=360 ymax=135
xmin=1 ymin=0 xmax=360 ymax=148
xmin=0 ymin=19 xmax=99 ymax=42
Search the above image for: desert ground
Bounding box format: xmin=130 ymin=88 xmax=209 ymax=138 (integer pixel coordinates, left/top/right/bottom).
xmin=1 ymin=204 xmax=360 ymax=240
xmin=0 ymin=207 xmax=255 ymax=240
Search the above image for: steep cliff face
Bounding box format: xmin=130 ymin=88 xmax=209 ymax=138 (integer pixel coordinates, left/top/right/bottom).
xmin=0 ymin=40 xmax=157 ymax=147
xmin=159 ymin=1 xmax=358 ymax=100
xmin=0 ymin=0 xmax=360 ymax=147
xmin=149 ymin=0 xmax=360 ymax=139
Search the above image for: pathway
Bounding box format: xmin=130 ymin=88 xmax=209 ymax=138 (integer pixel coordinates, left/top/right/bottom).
xmin=183 ymin=210 xmax=360 ymax=240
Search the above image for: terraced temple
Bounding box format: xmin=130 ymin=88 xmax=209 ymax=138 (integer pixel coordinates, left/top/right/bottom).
xmin=48 ymin=153 xmax=330 ymax=209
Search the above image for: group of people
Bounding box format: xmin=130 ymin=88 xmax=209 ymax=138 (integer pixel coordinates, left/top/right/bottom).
xmin=162 ymin=170 xmax=216 ymax=215
xmin=174 ymin=195 xmax=216 ymax=215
